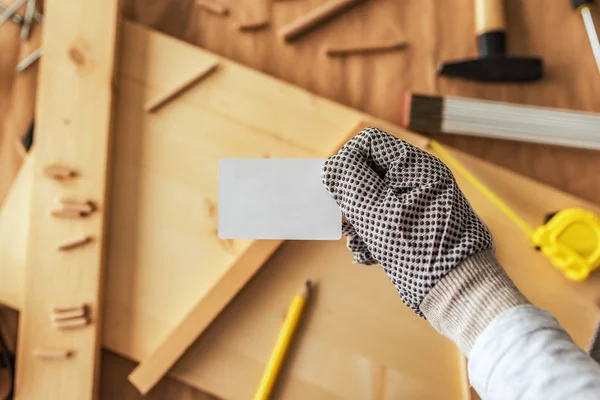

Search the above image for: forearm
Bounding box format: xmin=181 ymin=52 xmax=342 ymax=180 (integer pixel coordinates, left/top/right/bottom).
xmin=421 ymin=251 xmax=600 ymax=400
xmin=469 ymin=306 xmax=600 ymax=400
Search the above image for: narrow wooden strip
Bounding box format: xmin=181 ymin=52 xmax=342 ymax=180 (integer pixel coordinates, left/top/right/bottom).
xmin=51 ymin=304 xmax=85 ymax=314
xmin=196 ymin=0 xmax=229 ymax=15
xmin=53 ymin=317 xmax=89 ymax=330
xmin=51 ymin=308 xmax=86 ymax=322
xmin=326 ymin=40 xmax=407 ymax=57
xmin=145 ymin=61 xmax=220 ymax=113
xmin=33 ymin=349 xmax=73 ymax=360
xmin=51 ymin=208 xmax=88 ymax=219
xmin=279 ymin=0 xmax=365 ymax=42
xmin=57 ymin=235 xmax=93 ymax=251
xmin=238 ymin=20 xmax=270 ymax=31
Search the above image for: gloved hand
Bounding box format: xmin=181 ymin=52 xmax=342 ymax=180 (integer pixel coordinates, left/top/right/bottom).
xmin=322 ymin=127 xmax=528 ymax=355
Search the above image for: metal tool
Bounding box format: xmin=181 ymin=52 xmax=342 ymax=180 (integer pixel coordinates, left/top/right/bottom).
xmin=0 ymin=2 xmax=22 ymax=24
xmin=0 ymin=0 xmax=26 ymax=26
xmin=20 ymin=0 xmax=35 ymax=39
xmin=438 ymin=0 xmax=544 ymax=82
xmin=15 ymin=48 xmax=41 ymax=73
xmin=0 ymin=0 xmax=42 ymax=30
xmin=573 ymin=0 xmax=600 ymax=73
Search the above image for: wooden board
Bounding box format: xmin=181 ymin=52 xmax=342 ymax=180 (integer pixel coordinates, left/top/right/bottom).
xmin=0 ymin=157 xmax=31 ymax=310
xmin=1 ymin=22 xmax=600 ymax=399
xmin=14 ymin=0 xmax=122 ymax=398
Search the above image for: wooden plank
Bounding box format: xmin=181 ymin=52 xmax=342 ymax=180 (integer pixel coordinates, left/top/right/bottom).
xmin=144 ymin=60 xmax=220 ymax=112
xmin=2 ymin=22 xmax=600 ymax=398
xmin=14 ymin=1 xmax=122 ymax=399
xmin=0 ymin=157 xmax=32 ymax=309
xmin=128 ymin=240 xmax=283 ymax=393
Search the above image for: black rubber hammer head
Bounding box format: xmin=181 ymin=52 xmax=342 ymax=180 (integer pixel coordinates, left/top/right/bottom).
xmin=438 ymin=0 xmax=544 ymax=82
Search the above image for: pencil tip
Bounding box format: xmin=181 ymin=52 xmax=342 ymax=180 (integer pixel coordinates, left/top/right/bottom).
xmin=302 ymin=280 xmax=313 ymax=298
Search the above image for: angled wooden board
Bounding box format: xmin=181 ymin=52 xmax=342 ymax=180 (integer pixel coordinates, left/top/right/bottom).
xmin=1 ymin=21 xmax=600 ymax=399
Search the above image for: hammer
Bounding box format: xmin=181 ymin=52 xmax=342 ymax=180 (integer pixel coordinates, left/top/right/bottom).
xmin=438 ymin=0 xmax=544 ymax=82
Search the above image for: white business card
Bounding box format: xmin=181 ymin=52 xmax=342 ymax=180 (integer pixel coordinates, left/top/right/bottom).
xmin=218 ymin=159 xmax=342 ymax=240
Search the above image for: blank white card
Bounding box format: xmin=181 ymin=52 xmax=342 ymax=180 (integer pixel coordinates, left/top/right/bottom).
xmin=218 ymin=159 xmax=342 ymax=240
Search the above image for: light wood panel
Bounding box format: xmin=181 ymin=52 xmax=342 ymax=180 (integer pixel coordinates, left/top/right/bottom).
xmin=2 ymin=21 xmax=600 ymax=399
xmin=14 ymin=0 xmax=123 ymax=398
xmin=168 ymin=123 xmax=600 ymax=399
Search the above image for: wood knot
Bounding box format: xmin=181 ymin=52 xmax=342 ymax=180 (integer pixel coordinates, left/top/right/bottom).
xmin=206 ymin=199 xmax=218 ymax=221
xmin=68 ymin=45 xmax=88 ymax=66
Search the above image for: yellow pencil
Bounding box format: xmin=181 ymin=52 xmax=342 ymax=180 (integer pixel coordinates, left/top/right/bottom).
xmin=253 ymin=281 xmax=312 ymax=400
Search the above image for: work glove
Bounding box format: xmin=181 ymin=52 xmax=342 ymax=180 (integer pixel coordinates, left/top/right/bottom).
xmin=322 ymin=127 xmax=528 ymax=355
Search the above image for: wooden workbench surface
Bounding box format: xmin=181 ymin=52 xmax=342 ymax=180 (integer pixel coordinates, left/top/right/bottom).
xmin=126 ymin=0 xmax=600 ymax=204
xmin=0 ymin=0 xmax=599 ymax=399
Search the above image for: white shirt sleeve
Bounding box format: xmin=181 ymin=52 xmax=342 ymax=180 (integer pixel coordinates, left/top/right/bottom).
xmin=469 ymin=305 xmax=600 ymax=400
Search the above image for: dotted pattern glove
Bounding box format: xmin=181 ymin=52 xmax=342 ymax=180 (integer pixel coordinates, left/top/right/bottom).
xmin=321 ymin=128 xmax=494 ymax=315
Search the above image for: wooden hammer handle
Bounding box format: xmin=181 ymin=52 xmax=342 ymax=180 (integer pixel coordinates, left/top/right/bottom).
xmin=475 ymin=0 xmax=506 ymax=35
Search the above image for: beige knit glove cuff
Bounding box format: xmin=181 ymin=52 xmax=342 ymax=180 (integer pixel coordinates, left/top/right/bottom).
xmin=420 ymin=249 xmax=529 ymax=356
